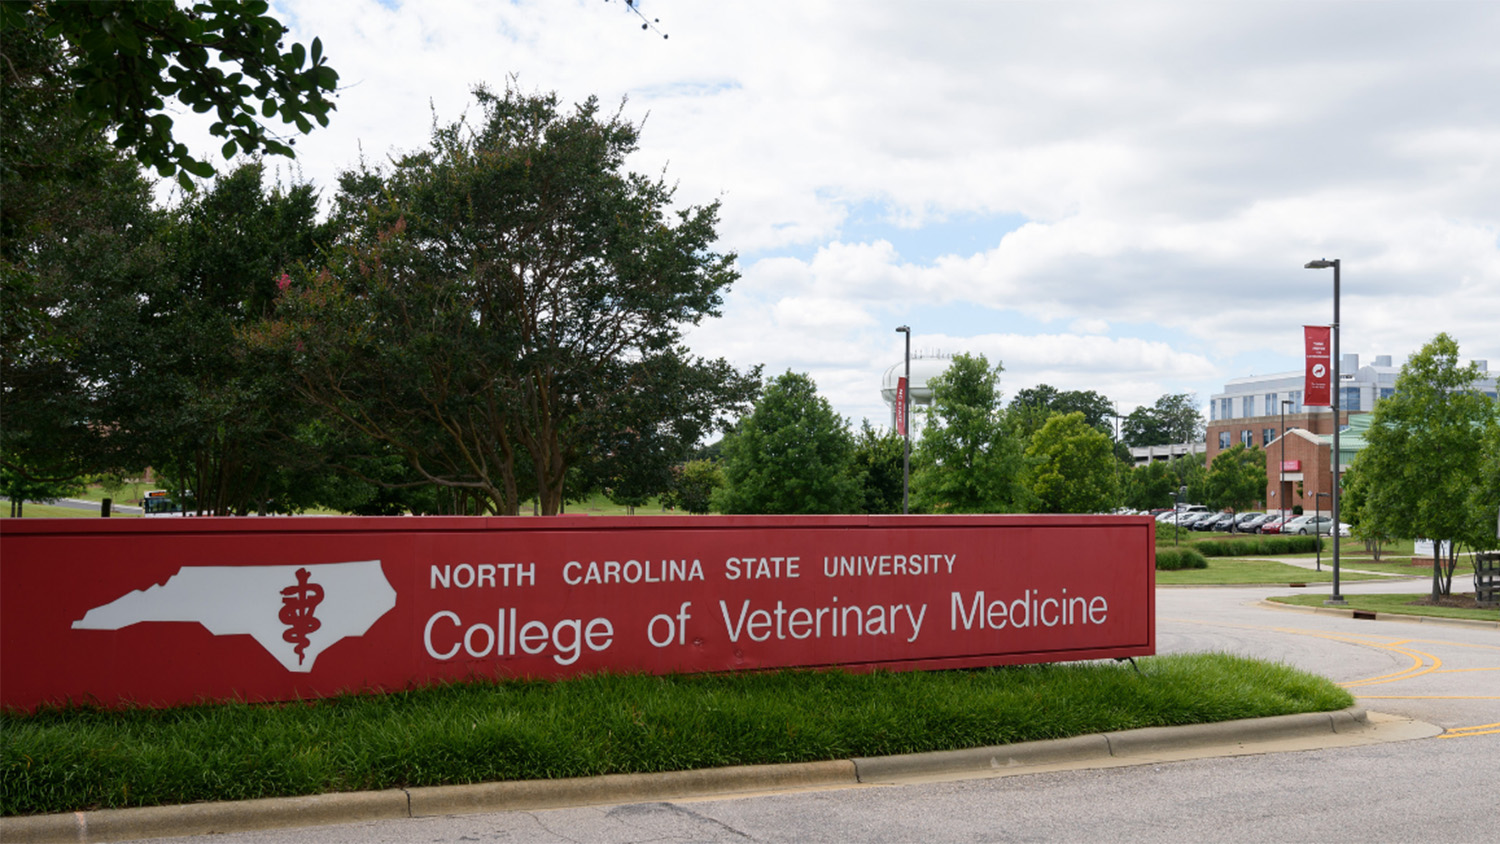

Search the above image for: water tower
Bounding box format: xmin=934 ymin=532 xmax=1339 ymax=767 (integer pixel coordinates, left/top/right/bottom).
xmin=880 ymin=354 xmax=954 ymax=432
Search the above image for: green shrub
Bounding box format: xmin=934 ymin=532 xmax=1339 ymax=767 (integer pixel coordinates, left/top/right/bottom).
xmin=1155 ymin=547 xmax=1208 ymax=570
xmin=1191 ymin=535 xmax=1324 ymax=557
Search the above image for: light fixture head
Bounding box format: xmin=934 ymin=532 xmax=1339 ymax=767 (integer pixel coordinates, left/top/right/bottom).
xmin=1305 ymin=259 xmax=1338 ymax=269
xmin=895 ymin=325 xmax=909 ymax=334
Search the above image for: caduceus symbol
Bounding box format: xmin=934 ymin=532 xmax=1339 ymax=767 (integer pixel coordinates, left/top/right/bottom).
xmin=279 ymin=567 xmax=325 ymax=665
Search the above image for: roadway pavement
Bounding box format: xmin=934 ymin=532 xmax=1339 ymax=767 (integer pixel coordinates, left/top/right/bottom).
xmin=5 ymin=574 xmax=1496 ymax=843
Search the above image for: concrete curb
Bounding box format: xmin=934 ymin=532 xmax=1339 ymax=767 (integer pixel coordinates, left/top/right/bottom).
xmin=851 ymin=707 xmax=1367 ymax=782
xmin=0 ymin=707 xmax=1374 ymax=844
xmin=1259 ymin=599 xmax=1500 ymax=629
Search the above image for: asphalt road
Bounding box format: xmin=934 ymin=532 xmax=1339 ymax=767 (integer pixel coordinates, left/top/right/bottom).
xmin=129 ymin=577 xmax=1497 ymax=844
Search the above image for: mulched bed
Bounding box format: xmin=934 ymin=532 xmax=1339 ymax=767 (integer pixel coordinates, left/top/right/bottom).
xmin=1405 ymin=594 xmax=1492 ymax=610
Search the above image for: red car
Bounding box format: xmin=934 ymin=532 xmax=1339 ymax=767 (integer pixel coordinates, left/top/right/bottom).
xmin=1259 ymin=515 xmax=1287 ymax=534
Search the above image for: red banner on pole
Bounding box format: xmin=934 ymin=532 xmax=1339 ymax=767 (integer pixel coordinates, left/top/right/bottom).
xmin=895 ymin=376 xmax=908 ymax=437
xmin=1304 ymin=325 xmax=1332 ymax=407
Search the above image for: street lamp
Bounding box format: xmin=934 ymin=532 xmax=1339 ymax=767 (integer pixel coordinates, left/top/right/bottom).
xmin=1304 ymin=258 xmax=1344 ymax=605
xmin=1280 ymin=398 xmax=1293 ymax=527
xmin=1314 ymin=492 xmax=1331 ymax=572
xmin=1173 ymin=485 xmax=1187 ymax=546
xmin=895 ymin=325 xmax=911 ymax=515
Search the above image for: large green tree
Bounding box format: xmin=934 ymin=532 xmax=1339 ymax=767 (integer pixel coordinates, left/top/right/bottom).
xmin=1 ymin=1 xmax=338 ymax=187
xmin=1122 ymin=393 xmax=1204 ymax=447
xmin=1352 ymin=333 xmax=1497 ymax=597
xmin=1008 ymin=385 xmax=1116 ymax=440
xmin=665 ymin=459 xmax=723 ymax=515
xmin=253 ymin=85 xmax=756 ymax=515
xmin=1025 ymin=411 xmax=1119 ymax=513
xmin=852 ymin=419 xmax=905 ymax=514
xmin=129 ymin=162 xmax=326 ymax=515
xmin=1122 ymin=459 xmax=1178 ymax=512
xmin=2 ymin=19 xmax=164 ymax=486
xmin=911 ymin=353 xmax=1027 ymax=513
xmin=713 ymin=372 xmax=861 ymax=515
xmin=1204 ymin=444 xmax=1266 ymax=512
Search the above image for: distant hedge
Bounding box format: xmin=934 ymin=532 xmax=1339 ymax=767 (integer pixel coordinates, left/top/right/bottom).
xmin=1193 ymin=536 xmax=1324 ymax=557
xmin=1155 ymin=548 xmax=1208 ymax=570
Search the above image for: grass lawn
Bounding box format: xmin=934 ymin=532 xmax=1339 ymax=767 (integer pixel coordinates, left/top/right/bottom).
xmin=1156 ymin=557 xmax=1388 ymax=585
xmin=1268 ymin=592 xmax=1499 ymax=623
xmin=0 ymin=653 xmax=1352 ymax=817
xmin=1333 ymin=557 xmax=1475 ymax=578
xmin=0 ymin=501 xmax=139 ymax=519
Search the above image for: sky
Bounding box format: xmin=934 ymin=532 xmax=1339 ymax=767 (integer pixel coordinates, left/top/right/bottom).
xmin=177 ymin=1 xmax=1500 ymax=432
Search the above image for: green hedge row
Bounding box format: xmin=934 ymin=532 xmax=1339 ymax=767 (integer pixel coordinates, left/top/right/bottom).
xmin=1155 ymin=548 xmax=1208 ymax=570
xmin=1194 ymin=536 xmax=1324 ymax=557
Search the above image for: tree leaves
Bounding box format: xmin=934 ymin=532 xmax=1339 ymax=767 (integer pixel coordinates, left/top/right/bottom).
xmin=1353 ymin=332 xmax=1499 ymax=596
xmin=3 ymin=1 xmax=339 ymax=183
xmin=714 ymin=372 xmax=861 ymax=515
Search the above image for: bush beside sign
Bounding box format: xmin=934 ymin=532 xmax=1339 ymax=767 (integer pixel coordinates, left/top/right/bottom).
xmin=0 ymin=515 xmax=1155 ymax=711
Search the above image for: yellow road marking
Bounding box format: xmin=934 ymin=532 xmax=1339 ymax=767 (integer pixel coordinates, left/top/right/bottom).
xmin=1354 ymin=695 xmax=1500 ymax=700
xmin=1160 ymin=616 xmax=1497 ymax=692
xmin=1439 ymin=722 xmax=1500 ymax=739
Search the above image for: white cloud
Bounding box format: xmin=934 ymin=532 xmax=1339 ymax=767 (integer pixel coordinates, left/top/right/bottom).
xmin=191 ymin=0 xmax=1500 ymax=431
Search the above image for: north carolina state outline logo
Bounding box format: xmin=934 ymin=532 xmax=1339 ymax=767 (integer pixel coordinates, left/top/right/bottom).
xmin=73 ymin=561 xmax=396 ymax=673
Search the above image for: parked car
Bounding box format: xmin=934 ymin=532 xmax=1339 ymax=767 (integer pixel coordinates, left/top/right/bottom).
xmin=1234 ymin=513 xmax=1270 ymax=532
xmin=1208 ymin=512 xmax=1238 ymax=532
xmin=1279 ymin=515 xmax=1308 ymax=533
xmin=1192 ymin=512 xmax=1229 ymax=531
xmin=1258 ymin=515 xmax=1287 ymax=534
xmin=1170 ymin=512 xmax=1207 ymax=528
xmin=1294 ymin=516 xmax=1334 ymax=535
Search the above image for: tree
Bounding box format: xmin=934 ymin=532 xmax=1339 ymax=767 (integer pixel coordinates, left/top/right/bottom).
xmin=1353 ymin=333 xmax=1496 ymax=598
xmin=713 ymin=372 xmax=861 ymax=515
xmin=1009 ymin=385 xmax=1116 ymax=440
xmin=1122 ymin=393 xmax=1204 ymax=447
xmin=1467 ymin=418 xmax=1500 ymax=554
xmin=252 ymin=84 xmax=757 ymax=515
xmin=1204 ymin=444 xmax=1266 ymax=512
xmin=665 ymin=459 xmax=723 ymax=515
xmin=1170 ymin=452 xmax=1208 ymax=506
xmin=911 ymin=353 xmax=1028 ymax=513
xmin=1025 ymin=412 xmax=1119 ymax=513
xmin=852 ymin=419 xmax=905 ymax=514
xmin=1122 ymin=459 xmax=1177 ymax=512
xmin=126 ymin=162 xmax=327 ymax=515
xmin=1340 ymin=460 xmax=1394 ymax=560
xmin=1 ymin=1 xmax=338 ymax=188
xmin=2 ymin=19 xmax=164 ymax=487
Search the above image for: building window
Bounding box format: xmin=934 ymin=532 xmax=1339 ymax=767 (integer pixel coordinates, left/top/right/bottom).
xmin=1241 ymin=396 xmax=1254 ymax=417
xmin=1264 ymin=393 xmax=1276 ymax=416
xmin=1380 ymin=387 xmax=1395 ymax=402
xmin=1263 ymin=427 xmax=1276 ymax=446
xmin=1289 ymin=390 xmax=1302 ymax=412
xmin=1342 ymin=386 xmax=1361 ymax=412
xmin=1241 ymin=429 xmax=1253 ymax=446
xmin=1219 ymin=397 xmax=1233 ymax=420
xmin=1218 ymin=432 xmax=1231 ymax=449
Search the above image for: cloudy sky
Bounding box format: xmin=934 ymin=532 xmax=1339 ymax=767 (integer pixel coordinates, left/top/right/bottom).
xmin=190 ymin=1 xmax=1500 ymax=431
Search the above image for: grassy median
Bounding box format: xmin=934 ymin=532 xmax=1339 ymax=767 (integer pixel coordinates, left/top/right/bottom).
xmin=0 ymin=653 xmax=1352 ymax=817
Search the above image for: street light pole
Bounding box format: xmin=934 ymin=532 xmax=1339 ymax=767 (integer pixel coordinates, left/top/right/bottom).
xmin=896 ymin=325 xmax=911 ymax=515
xmin=1171 ymin=493 xmax=1179 ymax=546
xmin=1305 ymin=259 xmax=1344 ymax=604
xmin=1280 ymin=398 xmax=1293 ymax=527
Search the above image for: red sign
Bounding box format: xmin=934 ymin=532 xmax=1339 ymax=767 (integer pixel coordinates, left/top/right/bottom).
xmin=0 ymin=515 xmax=1155 ymax=711
xmin=895 ymin=376 xmax=908 ymax=437
xmin=1281 ymin=460 xmax=1301 ymax=471
xmin=1304 ymin=325 xmax=1332 ymax=406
